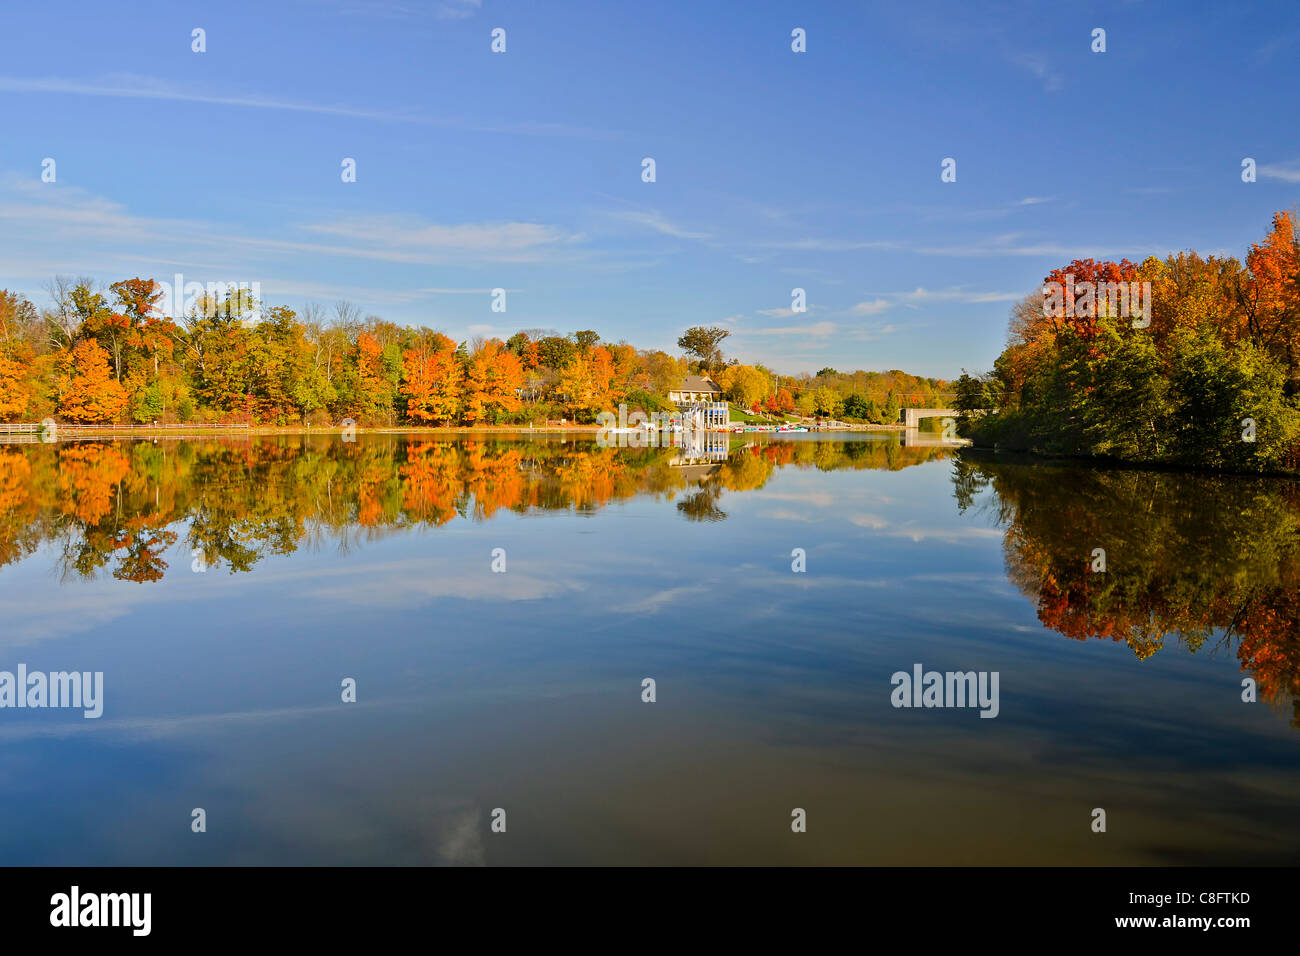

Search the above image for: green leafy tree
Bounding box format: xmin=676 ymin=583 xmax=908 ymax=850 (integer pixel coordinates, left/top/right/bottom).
xmin=676 ymin=326 xmax=730 ymax=373
xmin=883 ymin=390 xmax=900 ymax=424
xmin=570 ymin=330 xmax=600 ymax=355
xmin=536 ymin=336 xmax=574 ymax=371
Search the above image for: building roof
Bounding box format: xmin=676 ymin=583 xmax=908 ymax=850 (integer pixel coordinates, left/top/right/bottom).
xmin=675 ymin=375 xmax=722 ymax=393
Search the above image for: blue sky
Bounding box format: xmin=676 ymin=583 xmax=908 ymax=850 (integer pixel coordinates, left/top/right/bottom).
xmin=2 ymin=0 xmax=1298 ymax=378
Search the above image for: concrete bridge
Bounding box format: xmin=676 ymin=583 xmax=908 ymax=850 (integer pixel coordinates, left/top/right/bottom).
xmin=896 ymin=407 xmax=970 ymax=446
xmin=898 ymin=408 xmax=959 ymax=429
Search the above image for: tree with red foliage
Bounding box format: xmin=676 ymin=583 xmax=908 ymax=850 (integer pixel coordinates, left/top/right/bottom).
xmin=1040 ymin=258 xmax=1140 ymax=338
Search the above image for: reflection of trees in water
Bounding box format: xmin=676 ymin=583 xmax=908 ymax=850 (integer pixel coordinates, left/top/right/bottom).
xmin=0 ymin=436 xmax=951 ymax=584
xmin=953 ymin=454 xmax=1300 ymax=727
xmin=677 ymin=485 xmax=727 ymax=522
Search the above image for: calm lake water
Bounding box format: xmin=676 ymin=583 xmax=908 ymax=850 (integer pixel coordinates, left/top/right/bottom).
xmin=0 ymin=433 xmax=1296 ymax=865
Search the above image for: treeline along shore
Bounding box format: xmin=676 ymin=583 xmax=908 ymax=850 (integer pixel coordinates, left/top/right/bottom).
xmin=0 ymin=279 xmax=948 ymax=429
xmin=955 ymin=210 xmax=1300 ymax=474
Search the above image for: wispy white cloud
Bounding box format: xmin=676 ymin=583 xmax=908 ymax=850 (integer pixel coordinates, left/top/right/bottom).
xmin=415 ymin=287 xmax=514 ymax=294
xmin=756 ymin=301 xmax=825 ymax=319
xmin=892 ymin=287 xmax=1022 ymax=304
xmin=840 ymin=322 xmax=901 ymax=341
xmin=330 ymin=0 xmax=467 ymax=18
xmin=260 ymin=278 xmax=449 ymax=305
xmin=1256 ymin=30 xmax=1300 ymax=64
xmin=436 ymin=0 xmax=482 ymax=19
xmin=303 ymin=215 xmax=582 ymax=254
xmin=1012 ymin=53 xmax=1062 ymax=92
xmin=778 ymin=267 xmax=844 ymax=284
xmin=0 ymin=74 xmax=614 ymax=138
xmin=760 ymin=238 xmax=897 ymax=252
xmin=0 ymin=177 xmax=588 ymax=271
xmin=1259 ymin=160 xmax=1300 ymax=183
xmin=915 ymin=234 xmax=1167 ymax=259
xmin=605 ymin=209 xmax=711 ymax=240
xmin=739 ymin=321 xmax=836 ymax=337
xmin=851 ymin=298 xmax=891 ymax=315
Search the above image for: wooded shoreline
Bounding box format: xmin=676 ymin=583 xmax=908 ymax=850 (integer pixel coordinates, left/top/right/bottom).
xmin=0 ymin=421 xmax=905 ymax=438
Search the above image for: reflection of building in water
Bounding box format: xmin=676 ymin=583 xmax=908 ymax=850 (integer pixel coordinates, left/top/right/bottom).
xmin=669 ymin=431 xmax=730 ymax=483
xmin=678 ymin=401 xmax=729 ymax=431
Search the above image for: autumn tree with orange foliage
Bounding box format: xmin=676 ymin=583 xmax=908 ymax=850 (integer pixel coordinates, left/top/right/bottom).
xmin=0 ymin=290 xmax=41 ymax=420
xmin=57 ymin=340 xmax=128 ymax=423
xmin=556 ymin=345 xmax=618 ymax=420
xmin=354 ymin=332 xmax=396 ymax=423
xmin=0 ymin=354 xmax=29 ymax=420
xmin=400 ymin=334 xmax=463 ymax=425
xmin=462 ymin=339 xmax=523 ymax=424
xmin=1241 ymin=210 xmax=1300 ymax=391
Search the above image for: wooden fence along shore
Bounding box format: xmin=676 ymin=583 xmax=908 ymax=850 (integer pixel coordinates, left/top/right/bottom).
xmin=0 ymin=423 xmax=253 ymax=432
xmin=0 ymin=422 xmax=253 ymax=443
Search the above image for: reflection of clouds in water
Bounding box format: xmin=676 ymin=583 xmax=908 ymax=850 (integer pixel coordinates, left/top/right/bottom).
xmin=436 ymin=806 xmax=486 ymax=866
xmin=749 ymin=491 xmax=836 ymax=507
xmin=754 ymin=470 xmax=909 ymax=505
xmin=0 ymin=542 xmax=231 ymax=644
xmin=757 ymin=509 xmax=818 ymax=522
xmin=753 ymin=502 xmax=999 ymax=538
xmin=746 ymin=484 xmax=998 ymax=541
xmin=849 ymin=513 xmax=889 ymax=529
xmin=0 ymin=588 xmax=149 ymax=646
xmin=624 ymin=585 xmax=709 ymax=614
xmin=729 ymin=566 xmax=894 ymax=590
xmin=236 ymin=786 xmax=493 ymax=867
xmin=302 ymin=562 xmax=585 ymax=607
xmin=906 ymin=571 xmax=1013 ymax=586
xmin=0 ymin=698 xmax=405 ymax=742
xmin=0 ymin=553 xmax=591 ymax=645
xmin=881 ymin=524 xmax=1003 ymax=544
